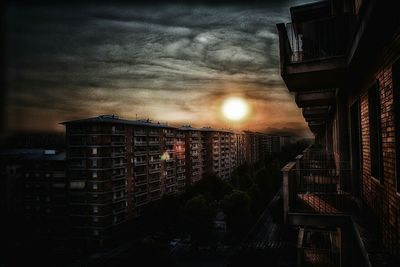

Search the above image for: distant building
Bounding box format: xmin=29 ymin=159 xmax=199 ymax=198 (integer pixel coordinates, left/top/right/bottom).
xmin=61 ymin=115 xmax=272 ymax=247
xmin=0 ymin=149 xmax=67 ymax=244
xmin=279 ymin=135 xmax=292 ymax=149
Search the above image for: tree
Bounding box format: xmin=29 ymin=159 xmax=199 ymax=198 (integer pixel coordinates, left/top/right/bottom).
xmin=222 ymin=190 xmax=252 ymax=241
xmin=181 ymin=194 xmax=216 ymax=246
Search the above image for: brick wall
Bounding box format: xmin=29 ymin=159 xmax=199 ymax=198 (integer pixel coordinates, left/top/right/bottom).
xmin=359 ymin=34 xmax=400 ymax=259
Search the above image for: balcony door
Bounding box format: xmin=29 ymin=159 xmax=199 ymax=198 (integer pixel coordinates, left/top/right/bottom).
xmin=350 ymin=99 xmax=362 ymax=197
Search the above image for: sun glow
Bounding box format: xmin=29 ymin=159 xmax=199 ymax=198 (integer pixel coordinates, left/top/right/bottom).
xmin=221 ymin=97 xmax=249 ymax=121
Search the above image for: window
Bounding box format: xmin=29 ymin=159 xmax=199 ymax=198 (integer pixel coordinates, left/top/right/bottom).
xmin=92 ymin=159 xmax=97 ymax=167
xmin=368 ymin=82 xmax=383 ymax=183
xmin=93 ymin=183 xmax=98 ymax=190
xmin=70 ymin=181 xmax=85 ymax=189
xmin=92 ymin=147 xmax=97 ymax=155
xmin=92 ymin=170 xmax=97 ymax=178
xmin=393 ymin=60 xmax=400 ymax=192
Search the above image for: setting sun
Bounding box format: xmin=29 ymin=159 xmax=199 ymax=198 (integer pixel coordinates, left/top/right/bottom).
xmin=221 ymin=97 xmax=249 ymax=121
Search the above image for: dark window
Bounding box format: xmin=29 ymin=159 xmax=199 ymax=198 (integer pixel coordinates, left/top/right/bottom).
xmin=368 ymin=81 xmax=383 ymax=183
xmin=393 ymin=60 xmax=400 ymax=192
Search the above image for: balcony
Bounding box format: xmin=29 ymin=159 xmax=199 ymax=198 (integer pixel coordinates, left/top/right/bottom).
xmin=165 ymin=132 xmax=174 ymax=137
xmin=134 ymin=150 xmax=147 ymax=156
xmin=134 ymin=140 xmax=147 ymax=146
xmin=177 ymin=174 xmax=186 ymax=181
xmin=134 ymin=130 xmax=147 ymax=136
xmin=280 ymin=145 xmax=391 ymax=267
xmin=149 ymin=131 xmax=160 ymax=136
xmin=149 ymin=159 xmax=160 ymax=164
xmin=277 ymin=14 xmax=353 ymax=92
xmin=134 ymin=160 xmax=147 ymax=166
xmin=134 ymin=170 xmax=147 ymax=177
xmin=111 ymin=172 xmax=125 ymax=180
xmin=148 ymin=150 xmax=160 ymax=156
xmin=303 ymin=106 xmax=333 ymax=125
xmin=148 ymin=140 xmax=160 ymax=145
xmin=135 ymin=179 xmax=147 ymax=186
xmin=295 ymin=89 xmax=336 ymax=108
xmin=111 ymin=150 xmax=126 ymax=157
xmin=148 ymin=168 xmax=160 ymax=174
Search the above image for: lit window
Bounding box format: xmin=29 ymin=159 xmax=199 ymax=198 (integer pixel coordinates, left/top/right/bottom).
xmin=92 ymin=170 xmax=97 ymax=178
xmin=93 ymin=183 xmax=98 ymax=190
xmin=92 ymin=148 xmax=97 ymax=155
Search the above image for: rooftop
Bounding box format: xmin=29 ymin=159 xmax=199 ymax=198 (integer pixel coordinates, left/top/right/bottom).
xmin=0 ymin=149 xmax=66 ymax=161
xmin=60 ymin=115 xmax=173 ymax=129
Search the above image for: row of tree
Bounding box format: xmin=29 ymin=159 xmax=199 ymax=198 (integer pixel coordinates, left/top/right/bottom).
xmin=137 ymin=140 xmax=311 ymax=247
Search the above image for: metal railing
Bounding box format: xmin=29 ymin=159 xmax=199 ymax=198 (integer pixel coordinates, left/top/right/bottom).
xmin=281 ymin=15 xmax=352 ymax=64
xmin=282 ymin=146 xmax=354 ymax=219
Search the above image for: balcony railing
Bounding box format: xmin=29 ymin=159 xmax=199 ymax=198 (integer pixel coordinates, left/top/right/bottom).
xmin=134 ymin=141 xmax=147 ymax=146
xmin=281 ymin=145 xmax=376 ymax=267
xmin=149 ymin=131 xmax=160 ymax=136
xmin=282 ymin=146 xmax=355 ymax=221
xmin=279 ymin=15 xmax=352 ymax=64
xmin=134 ymin=130 xmax=147 ymax=136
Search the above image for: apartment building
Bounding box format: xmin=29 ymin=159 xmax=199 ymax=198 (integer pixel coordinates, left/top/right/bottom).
xmin=243 ymin=131 xmax=260 ymax=165
xmin=201 ymin=128 xmax=238 ymax=180
xmin=62 ymin=115 xmax=177 ymax=247
xmin=62 ymin=115 xmax=277 ymax=247
xmin=179 ymin=126 xmax=204 ymax=186
xmin=1 ymin=149 xmax=67 ymax=244
xmin=278 ymin=0 xmax=400 ymax=264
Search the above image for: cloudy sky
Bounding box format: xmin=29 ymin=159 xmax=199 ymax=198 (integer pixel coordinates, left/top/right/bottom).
xmin=5 ymin=0 xmax=312 ymax=137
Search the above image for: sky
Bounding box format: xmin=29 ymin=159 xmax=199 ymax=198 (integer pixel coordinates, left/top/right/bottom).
xmin=5 ymin=0 xmax=313 ymax=137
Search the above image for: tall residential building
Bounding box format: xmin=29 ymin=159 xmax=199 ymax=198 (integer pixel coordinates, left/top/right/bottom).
xmin=243 ymin=131 xmax=260 ymax=165
xmin=179 ymin=126 xmax=204 ymax=185
xmin=61 ymin=114 xmax=276 ymax=247
xmin=278 ymin=0 xmax=400 ymax=264
xmin=201 ymin=128 xmax=238 ymax=180
xmin=62 ymin=115 xmax=176 ymax=247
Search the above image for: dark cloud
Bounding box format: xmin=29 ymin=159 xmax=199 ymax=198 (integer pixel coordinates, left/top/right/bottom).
xmin=5 ymin=1 xmax=312 ymax=136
